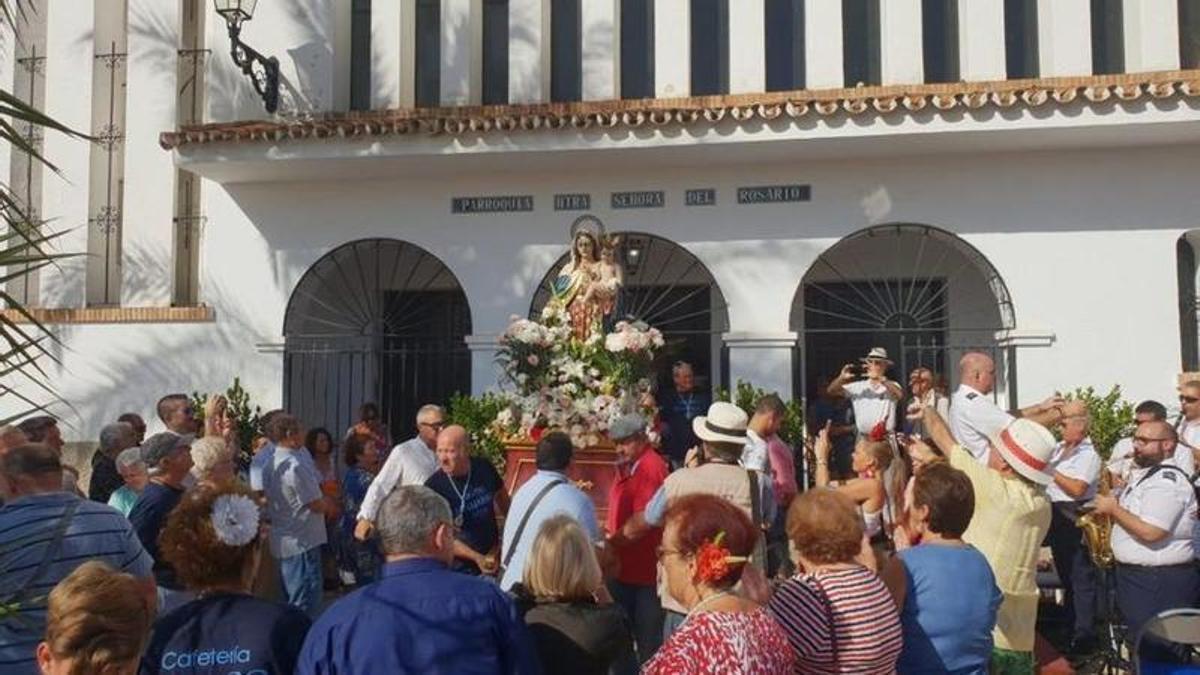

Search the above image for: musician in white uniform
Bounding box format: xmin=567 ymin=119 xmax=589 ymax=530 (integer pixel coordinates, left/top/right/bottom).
xmin=1107 ymin=401 xmax=1170 ymax=488
xmin=1093 ymin=420 xmax=1199 ymax=664
xmin=948 ymin=352 xmax=1064 ymax=463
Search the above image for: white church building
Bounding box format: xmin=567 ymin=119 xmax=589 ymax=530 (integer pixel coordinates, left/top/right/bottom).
xmin=4 ymin=0 xmax=1200 ymax=442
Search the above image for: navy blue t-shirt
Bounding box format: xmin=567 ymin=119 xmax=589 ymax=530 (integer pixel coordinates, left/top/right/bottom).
xmin=128 ymin=481 xmax=185 ymax=588
xmin=425 ymin=457 xmax=502 ymax=574
xmin=140 ymin=593 xmax=311 ymax=675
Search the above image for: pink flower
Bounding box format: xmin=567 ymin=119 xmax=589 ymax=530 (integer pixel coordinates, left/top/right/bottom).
xmin=527 ymin=354 xmax=540 ymax=366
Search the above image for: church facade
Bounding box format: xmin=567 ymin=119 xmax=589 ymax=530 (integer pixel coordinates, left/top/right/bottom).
xmin=4 ymin=0 xmax=1200 ymax=441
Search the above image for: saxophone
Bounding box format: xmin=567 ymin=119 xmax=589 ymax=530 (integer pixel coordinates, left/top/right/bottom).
xmin=1078 ymin=468 xmax=1115 ymax=568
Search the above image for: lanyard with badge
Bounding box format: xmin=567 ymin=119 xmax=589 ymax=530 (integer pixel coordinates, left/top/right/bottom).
xmin=446 ymin=468 xmax=472 ymax=528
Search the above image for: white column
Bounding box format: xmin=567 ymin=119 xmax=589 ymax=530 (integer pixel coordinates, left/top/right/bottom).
xmin=465 ymin=335 xmax=503 ymax=395
xmin=728 ymin=0 xmax=765 ymax=94
xmin=879 ymin=0 xmax=923 ymax=84
xmin=1123 ymin=0 xmax=1180 ymax=72
xmin=654 ymin=0 xmax=689 ymax=97
xmin=441 ymin=0 xmax=479 ymax=105
xmin=581 ymin=0 xmax=619 ymax=100
xmin=1037 ymin=0 xmax=1092 ymax=76
xmin=332 ymin=0 xmax=353 ymax=111
xmin=957 ymin=0 xmax=1006 ymax=80
xmin=509 ymin=0 xmax=547 ymax=103
xmin=371 ymin=0 xmax=403 ymax=108
xmin=805 ymin=0 xmax=843 ymax=89
xmin=724 ymin=334 xmax=799 ymax=402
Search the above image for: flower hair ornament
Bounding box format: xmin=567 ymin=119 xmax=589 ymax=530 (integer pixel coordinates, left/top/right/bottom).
xmin=694 ymin=531 xmax=749 ymax=584
xmin=868 ymin=420 xmax=889 ymax=443
xmin=211 ymin=494 xmax=261 ymax=547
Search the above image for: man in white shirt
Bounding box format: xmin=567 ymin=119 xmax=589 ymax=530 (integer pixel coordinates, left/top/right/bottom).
xmin=354 ymin=404 xmax=444 ymax=541
xmin=1094 ymin=420 xmax=1199 ymax=664
xmin=827 ymin=347 xmax=903 ymax=438
xmin=1044 ymin=401 xmax=1102 ymax=653
xmin=1108 ymin=401 xmax=1171 ymax=488
xmin=949 ymin=351 xmax=1064 ymax=463
xmin=1174 ymin=381 xmax=1200 ymax=476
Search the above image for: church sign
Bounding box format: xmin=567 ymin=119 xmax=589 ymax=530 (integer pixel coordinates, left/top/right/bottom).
xmin=451 ymin=195 xmax=535 ymax=214
xmin=611 ymin=190 xmax=665 ymax=209
xmin=685 ymin=188 xmax=716 ymax=206
xmin=736 ymin=184 xmax=811 ymax=204
xmin=554 ymin=193 xmax=591 ymax=211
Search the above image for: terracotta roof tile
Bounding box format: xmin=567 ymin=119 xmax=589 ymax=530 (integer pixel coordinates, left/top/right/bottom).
xmin=159 ymin=70 xmax=1200 ymax=150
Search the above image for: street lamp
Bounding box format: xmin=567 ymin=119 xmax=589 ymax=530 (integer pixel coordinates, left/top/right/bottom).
xmin=213 ymin=0 xmax=279 ymax=113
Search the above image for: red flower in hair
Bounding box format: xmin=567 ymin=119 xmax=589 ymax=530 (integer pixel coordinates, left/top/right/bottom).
xmin=868 ymin=421 xmax=888 ymax=443
xmin=694 ymin=531 xmax=748 ymax=584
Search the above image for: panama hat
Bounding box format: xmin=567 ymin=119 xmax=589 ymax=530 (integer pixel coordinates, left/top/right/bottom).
xmin=692 ymin=402 xmax=749 ymax=445
xmin=988 ymin=418 xmax=1057 ymax=485
xmin=859 ymin=347 xmax=893 ymax=364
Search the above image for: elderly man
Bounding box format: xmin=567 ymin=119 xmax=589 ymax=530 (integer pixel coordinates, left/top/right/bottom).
xmin=0 ymin=444 xmax=155 ymax=673
xmin=107 ymin=446 xmax=148 ymax=516
xmin=828 ymin=347 xmax=904 ymax=439
xmin=911 ymin=401 xmax=1055 ymax=673
xmin=622 ymin=401 xmax=766 ymax=638
xmin=297 ymin=485 xmax=537 ymax=673
xmin=1044 ymin=401 xmax=1102 ymax=654
xmin=354 ymin=404 xmax=444 ymax=542
xmin=129 ymin=431 xmax=194 ymax=612
xmin=949 ymin=351 xmax=1064 ymax=463
xmin=1173 ymin=380 xmax=1200 ymax=475
xmin=423 ymin=425 xmax=508 ymax=576
xmin=906 ymin=366 xmax=950 ymax=437
xmin=656 ymin=361 xmax=711 ymax=468
xmin=155 ymin=393 xmax=197 ymax=435
xmin=1094 ymin=421 xmax=1199 ymax=664
xmin=88 ymin=422 xmax=137 ymax=504
xmin=603 ymin=414 xmax=669 ymax=667
xmin=499 ymin=431 xmax=597 ymax=590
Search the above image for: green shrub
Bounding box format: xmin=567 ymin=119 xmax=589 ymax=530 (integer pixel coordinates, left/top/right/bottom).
xmin=1061 ymin=385 xmax=1134 ymax=459
xmin=447 ymin=392 xmax=508 ymax=474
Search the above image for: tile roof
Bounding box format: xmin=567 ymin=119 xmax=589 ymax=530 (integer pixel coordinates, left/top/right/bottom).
xmin=160 ymin=70 xmax=1200 ymax=150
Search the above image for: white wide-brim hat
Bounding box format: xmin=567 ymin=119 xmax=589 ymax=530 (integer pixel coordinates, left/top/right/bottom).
xmin=988 ymin=418 xmax=1057 ymax=485
xmin=692 ymin=401 xmax=749 ymax=445
xmin=859 ymin=347 xmax=893 ymax=364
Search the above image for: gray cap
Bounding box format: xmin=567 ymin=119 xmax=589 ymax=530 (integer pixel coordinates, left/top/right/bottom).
xmin=608 ymin=413 xmax=647 ymax=442
xmin=140 ymin=431 xmax=194 ymax=468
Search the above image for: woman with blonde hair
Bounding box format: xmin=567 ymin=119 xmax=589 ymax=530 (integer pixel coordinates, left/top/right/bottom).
xmin=142 ymin=484 xmax=311 ymax=673
xmin=189 ymin=436 xmax=237 ymax=490
xmin=813 ymin=423 xmax=907 ymax=548
xmin=513 ymin=514 xmax=633 ymax=675
xmin=35 ymin=561 xmax=153 ymax=675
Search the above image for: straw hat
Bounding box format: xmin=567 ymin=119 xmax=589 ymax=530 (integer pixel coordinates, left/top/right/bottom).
xmin=692 ymin=402 xmax=749 ymax=445
xmin=859 ymin=347 xmax=893 ymax=364
xmin=988 ymin=418 xmax=1057 ymax=485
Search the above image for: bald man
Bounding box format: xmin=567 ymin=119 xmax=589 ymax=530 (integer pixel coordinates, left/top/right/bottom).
xmin=422 ymin=425 xmax=509 ymax=576
xmin=949 ymin=352 xmax=1065 ymax=463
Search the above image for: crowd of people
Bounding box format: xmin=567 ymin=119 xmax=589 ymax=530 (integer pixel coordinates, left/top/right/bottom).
xmin=0 ymin=347 xmax=1198 ymax=674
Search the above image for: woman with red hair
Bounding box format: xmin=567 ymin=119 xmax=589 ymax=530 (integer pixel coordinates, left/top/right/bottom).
xmin=642 ymin=494 xmax=793 ymax=674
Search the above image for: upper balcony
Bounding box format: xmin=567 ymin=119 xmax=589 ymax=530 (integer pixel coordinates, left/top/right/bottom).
xmin=170 ymin=0 xmax=1200 ymax=182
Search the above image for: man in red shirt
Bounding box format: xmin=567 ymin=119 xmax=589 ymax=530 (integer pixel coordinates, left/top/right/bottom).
xmin=605 ymin=413 xmax=670 ymax=669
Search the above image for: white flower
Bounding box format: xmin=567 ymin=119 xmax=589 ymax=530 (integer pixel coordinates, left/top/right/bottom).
xmin=211 ymin=494 xmax=260 ymax=547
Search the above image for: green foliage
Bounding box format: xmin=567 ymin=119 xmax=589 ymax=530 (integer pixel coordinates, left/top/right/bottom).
xmin=715 ymin=379 xmax=806 ymax=448
xmin=1061 ymin=385 xmax=1135 ymax=459
xmin=191 ymin=378 xmax=263 ymax=471
xmin=447 ymin=391 xmax=508 ymax=474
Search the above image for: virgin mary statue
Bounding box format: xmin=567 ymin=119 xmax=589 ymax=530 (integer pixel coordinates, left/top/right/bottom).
xmin=548 ymin=216 xmax=612 ymax=341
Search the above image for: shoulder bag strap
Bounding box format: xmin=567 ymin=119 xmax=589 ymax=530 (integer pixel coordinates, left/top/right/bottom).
xmin=501 ymin=479 xmax=566 ymax=571
xmin=747 ymin=469 xmax=763 ymax=529
xmin=7 ymin=499 xmax=81 ymax=612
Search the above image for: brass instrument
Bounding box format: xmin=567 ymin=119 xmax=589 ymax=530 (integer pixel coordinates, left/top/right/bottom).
xmin=1078 ymin=468 xmax=1115 ymax=568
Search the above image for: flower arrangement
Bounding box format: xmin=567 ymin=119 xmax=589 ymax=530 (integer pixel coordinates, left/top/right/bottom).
xmin=492 ymin=306 xmax=664 ymax=448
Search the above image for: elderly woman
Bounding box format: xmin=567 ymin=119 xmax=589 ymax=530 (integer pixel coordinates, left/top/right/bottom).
xmin=339 ymin=434 xmax=383 ymax=586
xmin=35 ymin=561 xmax=152 ymax=675
xmin=768 ymin=488 xmax=903 ymax=674
xmin=144 ymin=484 xmax=311 ymax=673
xmin=513 ymin=515 xmax=633 ymax=675
xmin=643 ymin=494 xmax=794 ymax=674
xmin=882 ymin=464 xmax=1001 ymax=674
xmin=190 ymin=436 xmax=236 ymax=490
xmin=107 ymin=446 xmax=149 ymax=517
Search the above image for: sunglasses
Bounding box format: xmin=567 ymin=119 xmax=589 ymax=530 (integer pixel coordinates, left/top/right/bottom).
xmin=420 ymin=421 xmax=447 ymax=430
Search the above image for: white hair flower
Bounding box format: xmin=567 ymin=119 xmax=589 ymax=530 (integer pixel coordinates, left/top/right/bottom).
xmin=211 ymin=494 xmax=261 ymax=547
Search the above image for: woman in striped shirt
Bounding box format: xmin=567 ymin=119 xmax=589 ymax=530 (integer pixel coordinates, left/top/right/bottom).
xmin=768 ymin=488 xmax=903 ymax=674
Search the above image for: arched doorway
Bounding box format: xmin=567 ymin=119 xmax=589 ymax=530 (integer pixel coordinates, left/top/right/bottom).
xmin=529 ymin=231 xmax=730 ymax=393
xmin=283 ymin=239 xmax=472 ymax=439
xmin=792 ymin=224 xmax=1016 ymax=404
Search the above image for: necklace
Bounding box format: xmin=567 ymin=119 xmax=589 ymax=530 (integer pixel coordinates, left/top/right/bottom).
xmin=446 ymin=466 xmax=472 ymax=528
xmin=684 ymin=589 xmax=733 ymax=624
